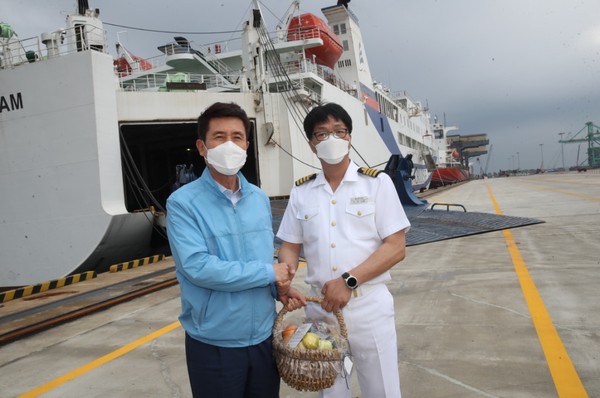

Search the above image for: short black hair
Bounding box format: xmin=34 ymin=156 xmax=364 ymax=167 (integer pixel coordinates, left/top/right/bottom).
xmin=197 ymin=102 xmax=251 ymax=141
xmin=303 ymin=102 xmax=353 ymax=140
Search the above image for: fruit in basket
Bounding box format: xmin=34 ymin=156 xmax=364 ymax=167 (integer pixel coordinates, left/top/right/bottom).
xmin=301 ymin=332 xmax=320 ymax=349
xmin=282 ymin=324 xmax=298 ymax=344
xmin=318 ymin=339 xmax=334 ymax=350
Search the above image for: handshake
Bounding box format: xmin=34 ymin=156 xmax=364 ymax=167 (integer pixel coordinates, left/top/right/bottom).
xmin=273 ymin=262 xmax=305 ymax=310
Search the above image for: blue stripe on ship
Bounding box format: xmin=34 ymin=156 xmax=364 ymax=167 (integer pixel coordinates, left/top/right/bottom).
xmin=360 ymin=83 xmax=401 ymax=155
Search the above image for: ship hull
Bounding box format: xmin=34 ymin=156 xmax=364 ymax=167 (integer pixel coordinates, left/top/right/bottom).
xmin=430 ymin=167 xmax=470 ymax=188
xmin=0 ymin=51 xmax=155 ymax=286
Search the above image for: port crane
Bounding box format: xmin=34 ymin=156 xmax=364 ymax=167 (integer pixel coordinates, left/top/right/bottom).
xmin=559 ymin=122 xmax=600 ymax=168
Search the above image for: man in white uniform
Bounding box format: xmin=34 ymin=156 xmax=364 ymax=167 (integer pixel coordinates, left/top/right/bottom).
xmin=277 ymin=102 xmax=410 ymax=397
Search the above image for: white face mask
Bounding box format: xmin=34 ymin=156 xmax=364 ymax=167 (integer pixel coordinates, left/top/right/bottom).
xmin=205 ymin=140 xmax=247 ymax=176
xmin=315 ymin=137 xmax=350 ymax=164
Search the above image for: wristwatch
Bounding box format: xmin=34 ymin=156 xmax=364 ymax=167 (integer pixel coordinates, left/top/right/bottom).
xmin=341 ymin=272 xmax=359 ymax=290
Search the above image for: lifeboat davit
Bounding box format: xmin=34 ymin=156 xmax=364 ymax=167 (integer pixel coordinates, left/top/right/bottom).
xmin=287 ymin=13 xmax=343 ymax=69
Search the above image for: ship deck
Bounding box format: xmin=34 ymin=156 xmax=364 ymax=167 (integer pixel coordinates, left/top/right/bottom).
xmin=1 ymin=171 xmax=599 ymax=397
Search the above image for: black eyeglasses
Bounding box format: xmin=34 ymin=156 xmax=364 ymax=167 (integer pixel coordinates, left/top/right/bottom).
xmin=312 ymin=128 xmax=349 ymax=142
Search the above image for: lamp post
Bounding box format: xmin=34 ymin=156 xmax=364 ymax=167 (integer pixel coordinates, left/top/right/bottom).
xmin=558 ymin=132 xmax=566 ymax=171
xmin=539 ymin=143 xmax=544 ymax=171
xmin=516 ymin=152 xmax=520 ymax=170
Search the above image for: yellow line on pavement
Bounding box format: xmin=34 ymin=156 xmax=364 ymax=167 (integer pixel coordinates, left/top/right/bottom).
xmin=18 ymin=321 xmax=181 ymax=398
xmin=485 ymin=181 xmax=588 ymax=398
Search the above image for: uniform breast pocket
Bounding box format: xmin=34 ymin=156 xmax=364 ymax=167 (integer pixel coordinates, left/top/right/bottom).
xmin=296 ymin=206 xmax=320 ymax=243
xmin=345 ymin=204 xmax=376 ymax=240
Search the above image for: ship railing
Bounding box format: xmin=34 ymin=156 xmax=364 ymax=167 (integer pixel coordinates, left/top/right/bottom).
xmin=286 ymin=27 xmax=323 ymax=42
xmin=389 ymin=90 xmax=427 ymax=114
xmin=273 ymin=59 xmax=358 ymax=100
xmin=203 ymin=51 xmax=237 ymax=78
xmin=1 ymin=35 xmax=41 ymax=69
xmin=276 ymin=59 xmax=318 ymax=76
xmin=114 ymin=53 xmax=168 ymax=79
xmin=268 ymin=76 xmax=303 ymax=92
xmin=157 ymin=40 xmax=236 ymax=78
xmin=0 ymin=24 xmax=107 ymax=70
xmin=118 ymin=72 xmax=241 ymax=92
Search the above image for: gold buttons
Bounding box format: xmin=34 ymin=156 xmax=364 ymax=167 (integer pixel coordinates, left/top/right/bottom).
xmin=331 ymin=199 xmax=337 ymax=205
xmin=357 ymin=210 xmax=362 ymax=216
xmin=330 ymin=243 xmax=336 ymax=248
xmin=332 ymin=265 xmax=338 ymax=271
xmin=331 ymin=221 xmax=337 ymax=227
xmin=304 ymin=214 xmax=309 ymax=219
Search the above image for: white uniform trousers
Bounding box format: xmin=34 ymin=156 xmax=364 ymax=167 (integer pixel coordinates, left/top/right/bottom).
xmin=307 ymin=283 xmax=402 ymax=398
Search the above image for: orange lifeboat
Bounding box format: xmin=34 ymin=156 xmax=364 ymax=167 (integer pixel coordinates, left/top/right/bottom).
xmin=114 ymin=55 xmax=153 ymax=77
xmin=287 ymin=13 xmax=343 ymax=69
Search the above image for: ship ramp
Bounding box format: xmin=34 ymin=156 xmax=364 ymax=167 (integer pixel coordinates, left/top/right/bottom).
xmin=271 ymin=196 xmax=543 ymax=248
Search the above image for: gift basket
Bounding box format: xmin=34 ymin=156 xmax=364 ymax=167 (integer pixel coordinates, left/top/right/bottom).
xmin=272 ymin=296 xmax=349 ymax=392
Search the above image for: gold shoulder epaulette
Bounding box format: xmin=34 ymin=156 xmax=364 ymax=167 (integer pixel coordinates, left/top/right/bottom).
xmin=358 ymin=167 xmax=382 ymax=178
xmin=295 ymin=173 xmax=317 ymax=186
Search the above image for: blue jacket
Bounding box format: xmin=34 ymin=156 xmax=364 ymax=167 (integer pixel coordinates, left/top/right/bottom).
xmin=166 ymin=168 xmax=277 ymax=347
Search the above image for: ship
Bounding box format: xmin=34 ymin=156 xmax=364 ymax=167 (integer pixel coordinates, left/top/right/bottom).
xmin=429 ymin=120 xmax=489 ymax=188
xmin=0 ymin=0 xmax=441 ymax=287
xmin=430 ymin=122 xmax=469 ymax=187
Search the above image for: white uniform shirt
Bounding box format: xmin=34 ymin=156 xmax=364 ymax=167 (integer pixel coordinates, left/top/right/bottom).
xmin=277 ymin=161 xmax=410 ymax=288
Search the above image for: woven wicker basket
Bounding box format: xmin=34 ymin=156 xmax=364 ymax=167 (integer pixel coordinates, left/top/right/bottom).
xmin=272 ymin=296 xmax=348 ymax=392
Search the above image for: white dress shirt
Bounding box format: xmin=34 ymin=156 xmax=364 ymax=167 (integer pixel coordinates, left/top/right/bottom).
xmin=277 ymin=161 xmax=410 ymax=288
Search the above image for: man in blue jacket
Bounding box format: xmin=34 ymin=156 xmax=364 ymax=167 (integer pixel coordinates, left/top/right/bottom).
xmin=167 ymin=102 xmax=291 ymax=398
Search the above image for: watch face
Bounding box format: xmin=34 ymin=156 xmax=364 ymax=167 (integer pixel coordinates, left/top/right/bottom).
xmin=346 ymin=276 xmax=358 ymax=288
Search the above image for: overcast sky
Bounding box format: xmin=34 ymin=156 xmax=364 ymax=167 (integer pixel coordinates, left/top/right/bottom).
xmin=3 ymin=0 xmax=599 ymax=173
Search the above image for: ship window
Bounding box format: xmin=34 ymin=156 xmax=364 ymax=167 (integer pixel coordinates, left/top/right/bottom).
xmin=434 ymin=129 xmax=444 ymax=139
xmin=344 ymin=59 xmax=352 ymax=67
xmin=74 ymin=24 xmax=86 ymax=52
xmin=340 ymin=24 xmax=347 ymax=34
xmin=333 ymin=25 xmax=340 ymax=35
xmin=343 ymin=40 xmax=349 ymax=51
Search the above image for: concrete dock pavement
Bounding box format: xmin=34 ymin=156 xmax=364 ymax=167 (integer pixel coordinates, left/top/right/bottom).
xmin=0 ymin=172 xmax=598 ymax=397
